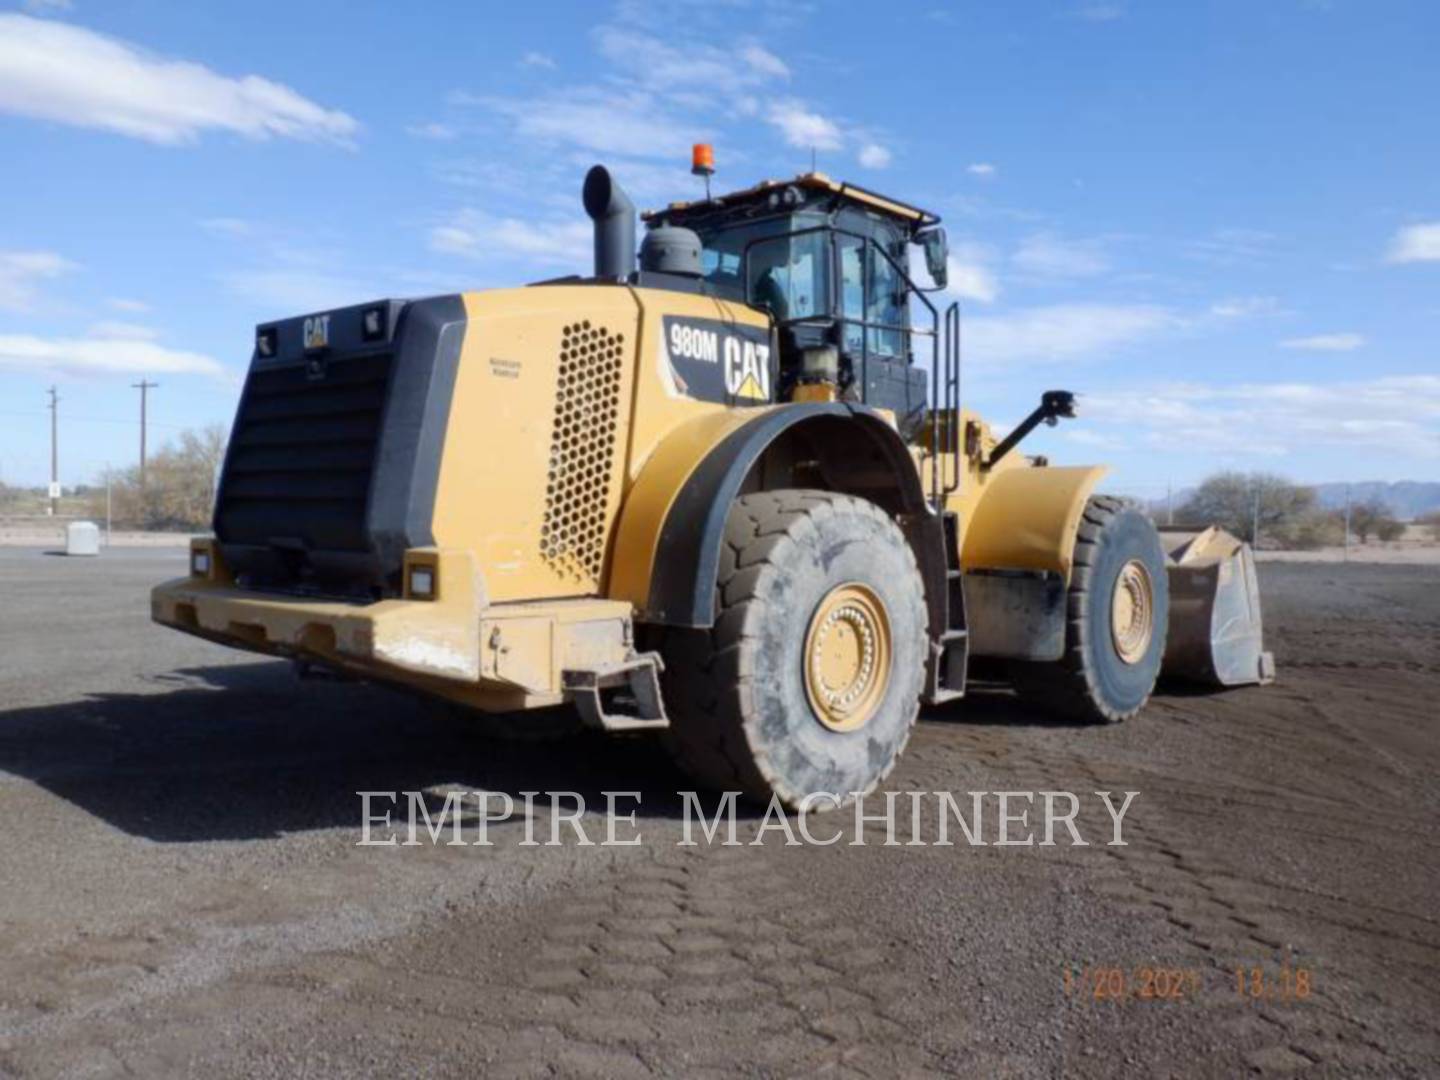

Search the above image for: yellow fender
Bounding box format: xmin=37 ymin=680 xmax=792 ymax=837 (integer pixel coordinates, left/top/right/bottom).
xmin=961 ymin=465 xmax=1108 ymax=582
xmin=611 ymin=403 xmax=930 ymax=626
xmin=608 ymin=407 xmax=760 ymax=616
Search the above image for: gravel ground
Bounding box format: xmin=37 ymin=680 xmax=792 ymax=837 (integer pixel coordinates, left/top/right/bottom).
xmin=1 ymin=549 xmax=1437 ymax=1078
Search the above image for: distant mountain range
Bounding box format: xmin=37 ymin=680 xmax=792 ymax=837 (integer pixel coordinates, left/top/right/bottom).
xmin=1313 ymin=481 xmax=1440 ymax=520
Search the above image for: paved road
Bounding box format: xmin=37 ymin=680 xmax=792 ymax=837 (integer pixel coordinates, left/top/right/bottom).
xmin=1 ymin=549 xmax=1437 ymax=1077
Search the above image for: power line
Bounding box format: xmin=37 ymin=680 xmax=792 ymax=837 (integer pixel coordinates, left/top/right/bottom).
xmin=0 ymin=408 xmax=188 ymax=430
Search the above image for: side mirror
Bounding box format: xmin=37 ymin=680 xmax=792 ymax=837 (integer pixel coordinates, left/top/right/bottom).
xmin=918 ymin=227 xmax=948 ymax=289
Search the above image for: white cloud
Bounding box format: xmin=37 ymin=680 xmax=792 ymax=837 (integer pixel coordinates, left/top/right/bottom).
xmin=594 ymin=28 xmax=789 ymax=95
xmin=858 ymin=143 xmax=892 ymax=169
xmin=1061 ymin=427 xmax=1127 ymax=450
xmin=1077 ymin=4 xmax=1124 ymax=20
xmin=932 ymin=242 xmax=1000 ymax=304
xmin=966 ymin=162 xmax=996 ymax=178
xmin=1012 ymin=233 xmax=1109 ymax=278
xmin=568 ymin=156 xmax=695 ymax=202
xmin=87 ymin=320 xmax=158 ymax=340
xmin=1210 ymin=295 xmax=1280 ymax=319
xmin=0 ymin=332 xmax=225 ymax=378
xmin=520 ymin=51 xmax=557 ymax=70
xmin=1280 ymin=333 xmax=1365 ymax=352
xmin=0 ymin=250 xmax=78 ymax=311
xmin=766 ymin=100 xmax=843 ymax=151
xmin=945 ymin=259 xmax=1000 ymax=304
xmin=740 ymin=44 xmax=790 ymax=80
xmin=1387 ymin=222 xmax=1440 ymax=264
xmin=0 ymin=14 xmax=358 ymax=146
xmin=1083 ymin=375 xmax=1440 ymax=460
xmin=965 ymin=304 xmax=1175 ymax=365
xmin=472 ymin=88 xmax=698 ymax=159
xmin=407 ymin=121 xmax=457 ymax=141
xmin=106 ymin=297 xmax=149 ymax=313
xmin=1188 ymin=227 xmax=1277 ymax=266
xmin=429 ymin=210 xmax=591 ymax=269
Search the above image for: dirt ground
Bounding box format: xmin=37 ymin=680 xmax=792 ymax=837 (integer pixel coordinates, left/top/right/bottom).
xmin=1 ymin=550 xmax=1437 ymax=1078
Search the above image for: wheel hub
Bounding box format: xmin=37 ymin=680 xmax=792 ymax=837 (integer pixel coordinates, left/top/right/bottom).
xmin=803 ymin=583 xmax=892 ymax=732
xmin=1110 ymin=559 xmax=1155 ymax=665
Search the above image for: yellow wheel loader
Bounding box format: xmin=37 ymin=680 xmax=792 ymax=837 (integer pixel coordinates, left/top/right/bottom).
xmin=153 ymin=158 xmax=1271 ymax=807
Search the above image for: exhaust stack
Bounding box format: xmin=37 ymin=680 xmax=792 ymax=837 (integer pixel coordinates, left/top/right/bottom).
xmin=582 ymin=165 xmax=635 ymax=282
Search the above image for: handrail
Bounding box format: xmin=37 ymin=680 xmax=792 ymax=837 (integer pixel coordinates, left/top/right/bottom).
xmin=942 ymin=302 xmax=962 ymax=498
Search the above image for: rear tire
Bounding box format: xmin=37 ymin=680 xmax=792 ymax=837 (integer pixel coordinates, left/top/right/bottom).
xmin=1011 ymin=496 xmax=1168 ymax=723
xmin=659 ymin=490 xmax=928 ymax=808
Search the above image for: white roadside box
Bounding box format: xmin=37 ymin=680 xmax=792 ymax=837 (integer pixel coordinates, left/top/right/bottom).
xmin=66 ymin=521 xmax=101 ymax=557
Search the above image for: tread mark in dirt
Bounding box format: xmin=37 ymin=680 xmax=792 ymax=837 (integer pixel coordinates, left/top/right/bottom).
xmin=498 ymin=845 xmax=954 ymax=1078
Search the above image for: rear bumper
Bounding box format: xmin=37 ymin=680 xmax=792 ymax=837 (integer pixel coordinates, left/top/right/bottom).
xmin=152 ymin=540 xmax=636 ymax=709
xmin=152 ymin=567 xmax=484 ymax=684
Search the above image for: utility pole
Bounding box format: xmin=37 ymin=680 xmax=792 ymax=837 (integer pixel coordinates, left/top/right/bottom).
xmin=132 ymin=380 xmax=158 ymax=491
xmin=1344 ymin=483 xmax=1352 ymax=563
xmin=105 ymin=462 xmax=113 ymax=545
xmin=47 ymin=385 xmax=59 ymax=517
xmin=1251 ymin=482 xmax=1261 ymax=548
xmin=1166 ymin=481 xmax=1175 ymax=526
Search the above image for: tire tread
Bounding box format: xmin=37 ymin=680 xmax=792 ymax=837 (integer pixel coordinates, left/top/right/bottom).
xmin=661 ymin=490 xmax=924 ymax=803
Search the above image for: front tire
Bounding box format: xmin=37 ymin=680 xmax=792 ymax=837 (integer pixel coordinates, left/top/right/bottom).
xmin=1011 ymin=496 xmax=1168 ymax=722
xmin=659 ymin=490 xmax=928 ymax=808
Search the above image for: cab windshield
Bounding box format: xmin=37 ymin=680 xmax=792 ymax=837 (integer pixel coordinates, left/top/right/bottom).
xmin=697 ymin=218 xmax=829 ymax=322
xmin=696 ymin=216 xmax=907 ymax=359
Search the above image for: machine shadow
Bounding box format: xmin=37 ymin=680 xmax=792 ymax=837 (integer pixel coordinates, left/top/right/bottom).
xmin=922 ymin=681 xmax=1096 ymax=729
xmin=1 ymin=660 xmax=1154 ymax=843
xmin=0 ymin=660 xmax=758 ymax=844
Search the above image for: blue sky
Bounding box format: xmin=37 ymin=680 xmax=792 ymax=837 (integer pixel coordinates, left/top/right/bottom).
xmin=1 ymin=0 xmax=1437 ymax=496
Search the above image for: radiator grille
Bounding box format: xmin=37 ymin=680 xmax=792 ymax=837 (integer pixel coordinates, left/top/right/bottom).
xmin=540 ymin=321 xmax=624 ymax=584
xmin=216 ymin=352 xmax=393 ymax=553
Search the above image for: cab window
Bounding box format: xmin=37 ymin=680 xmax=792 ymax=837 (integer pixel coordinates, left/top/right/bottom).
xmin=838 ymin=235 xmax=865 ymax=355
xmin=866 ymin=245 xmax=904 ymax=358
xmin=838 ymin=233 xmax=905 ymax=359
xmin=696 ymin=220 xmax=828 ymax=321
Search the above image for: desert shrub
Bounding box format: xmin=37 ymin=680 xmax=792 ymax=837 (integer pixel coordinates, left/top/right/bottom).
xmin=1273 ymin=511 xmax=1344 ymax=550
xmin=1375 ymin=519 xmax=1406 ymax=542
xmin=1348 ymin=499 xmax=1401 ymax=543
xmin=87 ymin=425 xmax=226 ymax=532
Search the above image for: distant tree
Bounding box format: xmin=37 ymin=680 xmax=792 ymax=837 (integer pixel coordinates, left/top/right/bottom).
xmin=1375 ymin=519 xmax=1406 ymax=542
xmin=1177 ymin=471 xmax=1317 ymax=544
xmin=1348 ymin=498 xmax=1399 ymax=543
xmin=89 ymin=424 xmax=227 ymax=531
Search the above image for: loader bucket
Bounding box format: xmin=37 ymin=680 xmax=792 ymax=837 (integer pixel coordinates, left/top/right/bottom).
xmin=1160 ymin=526 xmax=1275 ymax=687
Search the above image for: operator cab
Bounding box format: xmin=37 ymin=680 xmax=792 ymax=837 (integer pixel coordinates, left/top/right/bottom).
xmin=644 ymin=172 xmax=949 ymax=433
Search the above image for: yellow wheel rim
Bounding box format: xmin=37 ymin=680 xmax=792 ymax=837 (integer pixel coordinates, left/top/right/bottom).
xmin=803 ymin=583 xmax=892 ymax=732
xmin=1110 ymin=559 xmax=1155 ymax=665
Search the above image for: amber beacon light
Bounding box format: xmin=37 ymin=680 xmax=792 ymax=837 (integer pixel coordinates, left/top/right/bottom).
xmin=691 ymin=142 xmax=715 ymax=176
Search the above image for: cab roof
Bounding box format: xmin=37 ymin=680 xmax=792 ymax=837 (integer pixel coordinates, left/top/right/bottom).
xmin=644 ymin=171 xmax=940 ymax=229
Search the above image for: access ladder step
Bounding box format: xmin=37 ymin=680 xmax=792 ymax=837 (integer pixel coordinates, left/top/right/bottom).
xmin=563 ymin=653 xmax=669 ymax=733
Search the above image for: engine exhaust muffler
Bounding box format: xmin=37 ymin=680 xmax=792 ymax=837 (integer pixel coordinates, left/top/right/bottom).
xmin=583 ymin=165 xmax=635 ymax=282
